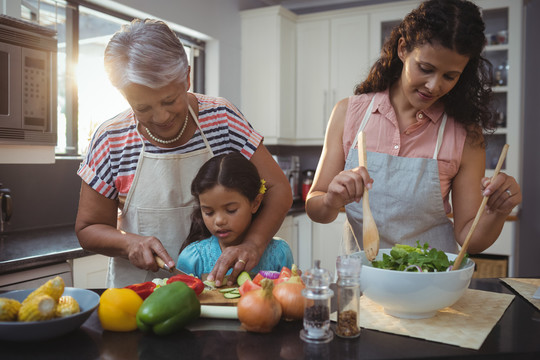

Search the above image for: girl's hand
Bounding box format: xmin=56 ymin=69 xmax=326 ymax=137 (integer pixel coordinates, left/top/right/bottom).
xmin=126 ymin=235 xmax=175 ymax=273
xmin=207 ymin=242 xmax=260 ymax=287
xmin=323 ymin=167 xmax=373 ymax=210
xmin=481 ymin=172 xmax=522 ymax=215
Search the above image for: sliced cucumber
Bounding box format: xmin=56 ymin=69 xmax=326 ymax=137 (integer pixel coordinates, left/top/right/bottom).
xmin=223 ymin=292 xmax=241 ymax=299
xmin=219 ymin=287 xmax=237 ymax=293
xmin=237 ymin=271 xmax=251 ymax=286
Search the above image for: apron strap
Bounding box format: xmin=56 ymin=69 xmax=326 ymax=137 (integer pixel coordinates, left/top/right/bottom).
xmin=188 ymin=105 xmax=213 ymax=154
xmin=432 ymin=113 xmax=447 ymax=160
xmin=351 ymin=96 xmax=376 ymax=149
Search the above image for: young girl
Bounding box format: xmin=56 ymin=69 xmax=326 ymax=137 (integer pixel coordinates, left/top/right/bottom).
xmin=177 ymin=152 xmax=294 ymax=278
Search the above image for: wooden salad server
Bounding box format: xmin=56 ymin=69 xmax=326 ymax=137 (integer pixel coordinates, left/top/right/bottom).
xmin=452 ymin=144 xmax=509 ymax=270
xmin=358 ymin=131 xmax=380 ymax=262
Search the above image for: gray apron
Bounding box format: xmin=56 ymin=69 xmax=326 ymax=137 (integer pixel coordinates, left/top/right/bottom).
xmin=343 ymin=97 xmax=457 ymax=254
xmin=108 ymin=105 xmax=213 ymax=288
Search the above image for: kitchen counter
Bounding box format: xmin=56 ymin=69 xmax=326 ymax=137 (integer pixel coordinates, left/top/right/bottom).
xmin=1 ymin=278 xmax=539 ymax=359
xmin=0 ymin=224 xmax=90 ymax=274
xmin=0 ymin=202 xmax=308 ymax=275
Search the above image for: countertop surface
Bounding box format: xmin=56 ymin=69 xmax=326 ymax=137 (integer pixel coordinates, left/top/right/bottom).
xmin=0 ymin=201 xmax=307 ymax=275
xmin=0 ymin=224 xmax=89 ymax=274
xmin=1 ymin=278 xmax=539 ymax=359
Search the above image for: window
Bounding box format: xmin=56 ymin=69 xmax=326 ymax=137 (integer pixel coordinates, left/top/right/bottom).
xmin=21 ymin=0 xmax=204 ymax=156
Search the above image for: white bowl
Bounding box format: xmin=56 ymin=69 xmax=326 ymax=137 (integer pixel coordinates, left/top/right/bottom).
xmin=356 ymin=249 xmax=475 ymax=319
xmin=0 ymin=287 xmax=100 ymax=341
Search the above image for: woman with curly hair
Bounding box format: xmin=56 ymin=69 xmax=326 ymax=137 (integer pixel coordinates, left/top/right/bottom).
xmin=306 ymin=0 xmax=522 ymax=254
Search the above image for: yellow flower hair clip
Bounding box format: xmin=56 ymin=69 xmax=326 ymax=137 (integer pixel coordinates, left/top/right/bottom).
xmin=259 ymin=179 xmax=267 ymax=195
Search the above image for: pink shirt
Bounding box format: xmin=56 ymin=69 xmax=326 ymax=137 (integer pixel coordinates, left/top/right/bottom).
xmin=343 ymin=91 xmax=467 ymax=213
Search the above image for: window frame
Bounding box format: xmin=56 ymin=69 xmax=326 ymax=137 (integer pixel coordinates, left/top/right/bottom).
xmin=58 ymin=0 xmax=205 ymax=156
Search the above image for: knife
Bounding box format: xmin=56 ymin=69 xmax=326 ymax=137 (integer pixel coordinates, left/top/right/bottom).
xmin=154 ymin=255 xmax=213 ymax=289
xmin=154 ymin=255 xmax=191 ymax=276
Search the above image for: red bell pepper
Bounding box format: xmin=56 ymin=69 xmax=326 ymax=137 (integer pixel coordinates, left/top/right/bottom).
xmin=166 ymin=274 xmax=205 ymax=295
xmin=125 ymin=281 xmax=156 ymax=300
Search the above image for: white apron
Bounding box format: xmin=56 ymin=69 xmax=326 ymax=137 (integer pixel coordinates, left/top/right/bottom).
xmin=107 ymin=105 xmax=213 ymax=288
xmin=343 ymin=97 xmax=457 ymax=255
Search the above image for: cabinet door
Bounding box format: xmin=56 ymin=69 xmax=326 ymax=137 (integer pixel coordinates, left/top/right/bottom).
xmin=311 ymin=212 xmax=347 ymax=275
xmin=296 ymin=19 xmax=330 ymax=142
xmin=241 ymin=7 xmax=297 ymax=144
xmin=275 ymin=215 xmax=298 ymax=264
xmin=330 ymin=15 xmax=370 ymax=109
xmin=72 ymin=254 xmax=109 ymax=289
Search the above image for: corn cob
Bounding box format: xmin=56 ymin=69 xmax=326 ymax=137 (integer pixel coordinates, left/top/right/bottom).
xmin=0 ymin=298 xmax=22 ymax=321
xmin=18 ymin=294 xmax=57 ymax=322
xmin=22 ymin=276 xmax=65 ymax=305
xmin=55 ymin=296 xmax=80 ymax=318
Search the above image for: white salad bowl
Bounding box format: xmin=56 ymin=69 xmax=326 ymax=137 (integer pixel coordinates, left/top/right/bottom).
xmin=355 ymin=249 xmax=475 ymax=319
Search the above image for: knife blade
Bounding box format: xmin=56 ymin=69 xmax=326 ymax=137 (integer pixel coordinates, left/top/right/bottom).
xmin=154 ymin=255 xmax=213 ymax=289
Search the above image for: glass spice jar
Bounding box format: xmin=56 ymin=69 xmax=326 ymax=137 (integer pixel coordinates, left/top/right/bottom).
xmin=299 ymin=260 xmax=334 ymax=344
xmin=334 ymin=254 xmax=362 ymax=338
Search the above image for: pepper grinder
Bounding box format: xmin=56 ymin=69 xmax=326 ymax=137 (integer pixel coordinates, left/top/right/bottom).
xmin=300 ymin=259 xmax=334 ymax=343
xmin=334 ymin=254 xmax=362 ymax=338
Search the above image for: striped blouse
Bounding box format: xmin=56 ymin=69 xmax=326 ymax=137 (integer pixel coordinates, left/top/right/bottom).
xmin=77 ymin=93 xmax=263 ymax=208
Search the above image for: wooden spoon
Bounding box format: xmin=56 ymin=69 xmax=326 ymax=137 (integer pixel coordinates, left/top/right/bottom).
xmin=358 ymin=131 xmax=379 ymax=262
xmin=452 ymin=144 xmax=509 ymax=270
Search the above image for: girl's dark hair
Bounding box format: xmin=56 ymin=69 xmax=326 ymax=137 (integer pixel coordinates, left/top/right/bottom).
xmin=181 ymin=152 xmax=262 ymax=252
xmin=355 ymin=0 xmax=494 ymax=141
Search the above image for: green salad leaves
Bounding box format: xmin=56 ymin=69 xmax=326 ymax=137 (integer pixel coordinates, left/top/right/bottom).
xmin=371 ymin=241 xmax=465 ymax=272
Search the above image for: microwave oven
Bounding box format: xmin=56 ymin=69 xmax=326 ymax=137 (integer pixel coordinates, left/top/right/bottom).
xmin=0 ymin=15 xmax=57 ymax=146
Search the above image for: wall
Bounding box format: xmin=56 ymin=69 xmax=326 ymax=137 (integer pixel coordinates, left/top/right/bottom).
xmin=517 ymin=0 xmax=540 ymax=276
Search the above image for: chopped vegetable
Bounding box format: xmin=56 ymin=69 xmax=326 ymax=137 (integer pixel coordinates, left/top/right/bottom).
xmin=371 ymin=241 xmax=467 ymax=272
xmin=238 ymin=279 xmax=262 ymax=296
xmin=236 ymin=271 xmax=252 ymax=286
xmin=238 ymin=278 xmax=282 ymax=333
xmin=125 ymin=281 xmax=157 ymax=300
xmin=259 ymin=270 xmax=280 ymax=280
xmin=166 ymin=274 xmax=205 ymax=295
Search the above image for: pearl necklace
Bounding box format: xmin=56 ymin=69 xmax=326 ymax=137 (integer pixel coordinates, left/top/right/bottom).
xmin=145 ymin=112 xmax=189 ymax=145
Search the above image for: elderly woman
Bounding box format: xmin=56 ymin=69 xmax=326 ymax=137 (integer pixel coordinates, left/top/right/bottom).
xmin=75 ymin=19 xmax=292 ymax=288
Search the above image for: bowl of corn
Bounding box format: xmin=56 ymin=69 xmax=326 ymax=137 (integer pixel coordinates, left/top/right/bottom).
xmin=0 ymin=276 xmax=100 ymax=341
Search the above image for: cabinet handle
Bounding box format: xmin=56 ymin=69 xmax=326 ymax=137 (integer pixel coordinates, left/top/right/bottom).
xmin=323 ymin=90 xmax=328 ymax=132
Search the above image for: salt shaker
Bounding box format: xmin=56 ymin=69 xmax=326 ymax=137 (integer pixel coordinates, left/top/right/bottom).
xmin=299 ymin=260 xmax=334 ymax=343
xmin=334 ymin=254 xmax=362 ymax=338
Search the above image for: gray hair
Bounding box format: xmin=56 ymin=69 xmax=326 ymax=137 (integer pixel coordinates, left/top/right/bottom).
xmin=104 ymin=19 xmax=189 ymax=90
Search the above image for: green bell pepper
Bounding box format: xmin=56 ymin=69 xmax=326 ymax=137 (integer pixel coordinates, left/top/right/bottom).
xmin=136 ymin=281 xmax=201 ymax=335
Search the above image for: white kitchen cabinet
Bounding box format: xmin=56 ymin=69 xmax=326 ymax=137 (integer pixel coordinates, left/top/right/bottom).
xmin=275 ymin=214 xmax=298 ymax=264
xmin=296 ymin=13 xmax=370 ymax=144
xmin=240 ymin=6 xmax=297 ymax=145
xmin=311 ymin=212 xmax=347 ymax=276
xmin=72 ymin=254 xmax=109 ymax=289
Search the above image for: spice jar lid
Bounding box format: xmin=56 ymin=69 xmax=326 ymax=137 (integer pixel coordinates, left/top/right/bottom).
xmin=336 ymin=254 xmax=362 ymax=277
xmin=302 ymin=260 xmax=332 ymax=289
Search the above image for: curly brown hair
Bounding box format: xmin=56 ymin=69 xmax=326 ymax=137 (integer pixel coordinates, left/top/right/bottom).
xmin=355 ymin=0 xmax=495 ymax=141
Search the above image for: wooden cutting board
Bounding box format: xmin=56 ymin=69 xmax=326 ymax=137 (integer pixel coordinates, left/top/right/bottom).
xmin=198 ymin=273 xmax=240 ymax=306
xmin=198 ymin=288 xmax=239 ymax=306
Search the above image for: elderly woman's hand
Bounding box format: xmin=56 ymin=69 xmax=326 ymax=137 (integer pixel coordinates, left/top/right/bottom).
xmin=206 ymin=242 xmax=262 ymax=287
xmin=481 ymin=172 xmax=522 ymax=215
xmin=126 ymin=235 xmax=175 ymax=273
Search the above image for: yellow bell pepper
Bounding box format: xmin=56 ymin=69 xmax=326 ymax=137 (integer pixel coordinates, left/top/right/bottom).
xmin=98 ymin=288 xmax=143 ymax=332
